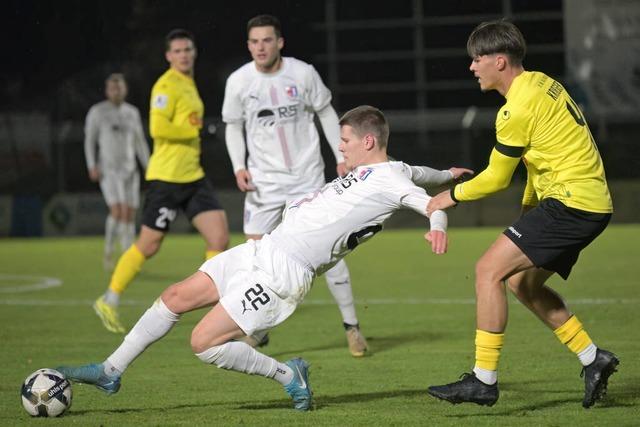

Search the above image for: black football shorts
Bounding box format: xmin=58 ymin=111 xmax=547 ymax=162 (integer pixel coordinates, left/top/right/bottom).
xmin=503 ymin=198 xmax=611 ymax=279
xmin=142 ymin=178 xmax=223 ymax=232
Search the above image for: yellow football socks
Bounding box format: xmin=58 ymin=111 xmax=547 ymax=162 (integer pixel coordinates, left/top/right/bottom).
xmin=554 ymin=315 xmax=593 ymax=354
xmin=475 ymin=329 xmax=505 ymax=371
xmin=108 ymin=245 xmax=146 ymax=295
xmin=205 ymin=250 xmax=222 ymax=260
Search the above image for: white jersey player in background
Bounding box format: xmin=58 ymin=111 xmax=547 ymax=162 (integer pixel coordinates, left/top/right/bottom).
xmin=84 ymin=73 xmax=150 ymax=269
xmin=57 ymin=105 xmax=473 ymax=412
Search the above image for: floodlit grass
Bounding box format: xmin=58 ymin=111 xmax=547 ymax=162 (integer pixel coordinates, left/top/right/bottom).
xmin=1 ymin=225 xmax=638 ymax=425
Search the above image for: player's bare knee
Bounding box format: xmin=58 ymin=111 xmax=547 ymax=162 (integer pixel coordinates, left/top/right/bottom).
xmin=191 ymin=329 xmax=218 ymax=355
xmin=159 ymin=284 xmax=181 ymax=310
xmin=190 ymin=332 xmax=206 ymax=354
xmin=117 ymin=204 xmax=129 ymax=221
xmin=109 ymin=205 xmax=121 ymax=220
xmin=475 ymin=259 xmax=498 ymax=288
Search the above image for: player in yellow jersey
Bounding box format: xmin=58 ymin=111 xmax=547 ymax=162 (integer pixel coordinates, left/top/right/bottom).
xmin=426 ymin=20 xmax=618 ymax=408
xmin=93 ymin=29 xmax=229 ymax=333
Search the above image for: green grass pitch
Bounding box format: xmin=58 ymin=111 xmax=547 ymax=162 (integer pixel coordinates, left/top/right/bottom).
xmin=1 ymin=225 xmax=639 ymax=425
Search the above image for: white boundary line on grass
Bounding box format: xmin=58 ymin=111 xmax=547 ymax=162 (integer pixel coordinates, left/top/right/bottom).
xmin=0 ymin=297 xmax=637 ymax=306
xmin=0 ymin=274 xmax=63 ymax=293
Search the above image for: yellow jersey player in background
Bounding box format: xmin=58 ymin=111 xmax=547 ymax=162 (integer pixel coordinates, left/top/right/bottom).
xmin=93 ymin=29 xmax=229 ymax=333
xmin=426 ymin=20 xmax=618 ymax=408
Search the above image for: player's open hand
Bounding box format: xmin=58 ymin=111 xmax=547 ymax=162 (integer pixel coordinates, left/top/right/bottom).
xmin=448 ymin=167 xmax=474 ymax=182
xmin=235 ymin=169 xmax=256 ymax=192
xmin=424 ymin=230 xmax=447 ymax=254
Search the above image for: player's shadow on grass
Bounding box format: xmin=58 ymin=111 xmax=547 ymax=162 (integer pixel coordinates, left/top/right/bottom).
xmin=237 ymin=388 xmax=428 ymax=411
xmin=267 ymin=330 xmax=445 ymax=359
xmin=366 ymin=331 xmax=445 ymax=354
xmin=63 ymin=381 xmax=635 ymax=415
xmin=441 ymin=379 xmax=636 ymax=417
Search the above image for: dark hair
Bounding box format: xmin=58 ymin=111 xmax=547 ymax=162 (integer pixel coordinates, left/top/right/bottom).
xmin=339 ymin=105 xmax=389 ymax=149
xmin=105 ymin=73 xmax=126 ymax=85
xmin=467 ymin=20 xmax=526 ymax=65
xmin=247 ymin=14 xmax=282 ymax=38
xmin=165 ymin=28 xmax=196 ymax=51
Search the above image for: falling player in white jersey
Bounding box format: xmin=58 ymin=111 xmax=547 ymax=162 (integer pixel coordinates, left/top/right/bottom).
xmin=223 ymin=15 xmax=466 ymax=356
xmin=84 ymin=73 xmax=150 ymax=270
xmin=57 ymin=105 xmax=471 ymax=411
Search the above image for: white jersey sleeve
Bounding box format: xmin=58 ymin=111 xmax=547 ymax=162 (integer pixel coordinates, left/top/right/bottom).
xmin=84 ymin=106 xmax=99 ymax=170
xmin=316 ymin=105 xmax=344 ymax=165
xmin=304 ymin=64 xmax=332 ymax=111
xmin=267 ymin=161 xmax=447 ymax=275
xmin=131 ymin=106 xmax=150 ymax=169
xmin=225 ymin=121 xmax=247 ymax=173
xmin=408 ymin=166 xmax=454 ymax=187
xmin=221 ymin=72 xmax=245 ymax=124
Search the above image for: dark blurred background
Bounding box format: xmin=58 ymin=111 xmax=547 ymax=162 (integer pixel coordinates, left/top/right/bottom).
xmin=1 ymin=0 xmax=639 ymax=235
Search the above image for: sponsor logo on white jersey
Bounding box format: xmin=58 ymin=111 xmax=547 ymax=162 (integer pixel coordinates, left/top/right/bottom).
xmin=285 ymin=85 xmax=298 ymax=99
xmin=358 ymin=168 xmax=373 ymax=181
xmin=255 ymin=105 xmax=299 ymax=128
xmin=257 ymin=109 xmax=276 ymax=127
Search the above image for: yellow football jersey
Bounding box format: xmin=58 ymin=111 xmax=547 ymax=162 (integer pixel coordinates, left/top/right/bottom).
xmin=146 ymin=68 xmax=205 ymax=183
xmin=455 ymin=71 xmax=612 ymax=213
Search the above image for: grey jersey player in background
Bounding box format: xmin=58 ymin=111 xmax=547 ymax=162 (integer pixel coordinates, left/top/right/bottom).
xmin=84 ymin=73 xmax=150 ymax=269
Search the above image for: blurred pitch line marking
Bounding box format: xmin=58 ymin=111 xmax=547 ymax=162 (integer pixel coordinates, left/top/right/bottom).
xmin=0 ymin=297 xmax=638 ymax=306
xmin=0 ymin=274 xmax=62 ymax=293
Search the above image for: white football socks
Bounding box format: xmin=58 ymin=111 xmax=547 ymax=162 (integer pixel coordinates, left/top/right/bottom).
xmin=578 ymin=343 xmax=598 ymax=366
xmin=104 ymin=215 xmax=118 ymax=256
xmin=120 ymin=221 xmax=135 ymax=252
xmin=105 ymin=298 xmax=180 ymax=373
xmin=196 ymin=341 xmax=293 ymax=386
xmin=102 ymin=289 xmax=120 ymax=306
xmin=473 ymin=366 xmax=498 ymax=385
xmin=325 ymin=260 xmax=358 ymax=326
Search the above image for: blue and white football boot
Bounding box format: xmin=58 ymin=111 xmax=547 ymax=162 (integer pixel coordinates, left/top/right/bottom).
xmin=55 ymin=363 xmax=121 ymax=395
xmin=283 ymin=358 xmax=313 ymax=411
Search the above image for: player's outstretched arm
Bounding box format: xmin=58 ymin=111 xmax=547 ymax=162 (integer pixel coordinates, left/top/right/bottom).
xmin=408 ymin=165 xmax=473 ymax=188
xmin=426 ymin=190 xmax=457 ymax=215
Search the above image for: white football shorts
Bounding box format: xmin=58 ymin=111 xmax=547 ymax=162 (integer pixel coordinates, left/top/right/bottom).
xmin=100 ymin=170 xmax=140 ymax=208
xmin=199 ymin=236 xmax=314 ymax=336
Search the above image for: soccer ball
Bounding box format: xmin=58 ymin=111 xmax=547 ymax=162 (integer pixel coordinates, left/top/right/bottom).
xmin=21 ymin=368 xmax=72 ymax=417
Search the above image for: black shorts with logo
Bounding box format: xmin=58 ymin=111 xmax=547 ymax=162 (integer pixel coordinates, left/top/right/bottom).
xmin=503 ymin=198 xmax=611 ymax=280
xmin=142 ymin=178 xmax=223 ymax=232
